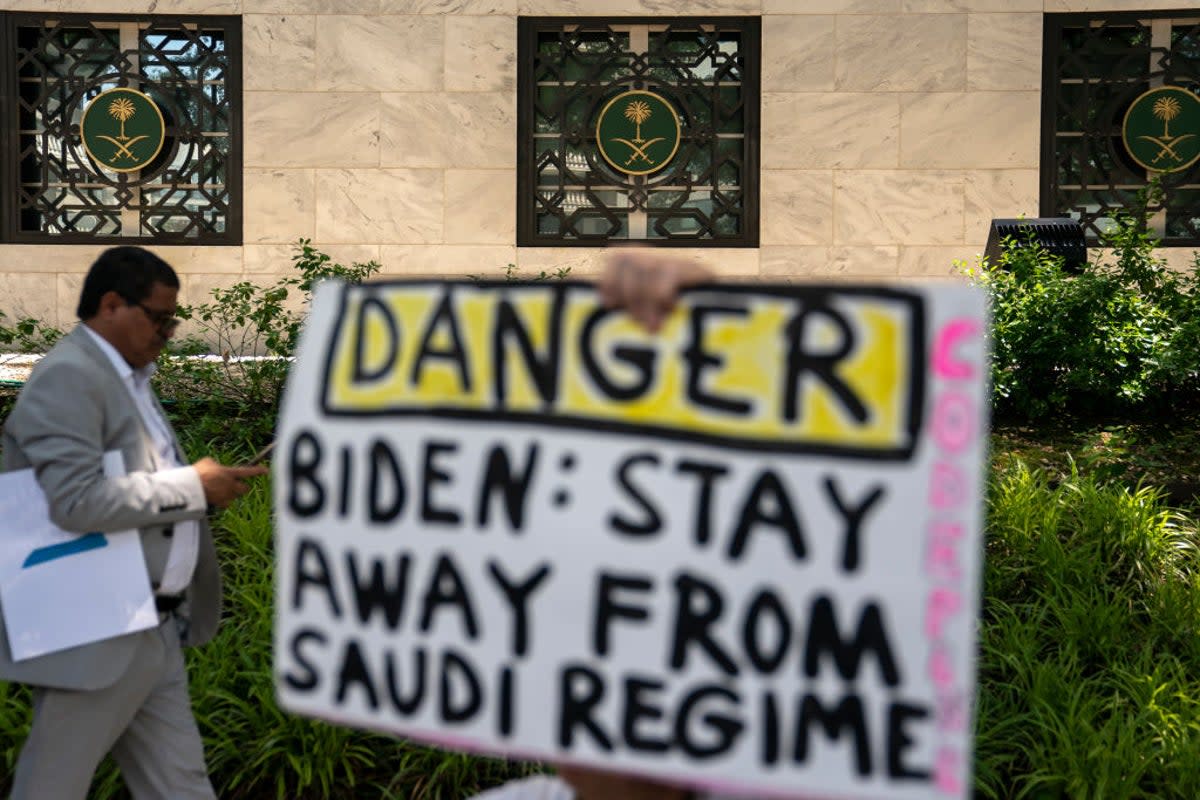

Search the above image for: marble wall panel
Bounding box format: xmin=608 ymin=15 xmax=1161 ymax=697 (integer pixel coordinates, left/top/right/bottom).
xmin=763 ymin=93 xmax=900 ymax=169
xmin=380 ymin=244 xmax=518 ymax=276
xmin=835 ymin=14 xmax=967 ymax=92
xmin=55 ymin=274 xmax=85 ymax=331
xmin=151 ymin=247 xmax=244 ymax=275
xmin=314 ymin=168 xmax=444 ymax=243
xmin=245 ymin=93 xmax=380 ymax=168
xmin=834 ymin=171 xmax=964 ymax=245
xmin=902 ymin=0 xmax=1040 ymax=10
xmin=963 ymin=169 xmax=1040 ymax=248
xmin=514 ymin=248 xmax=607 ymax=278
xmin=248 ymin=0 xmax=382 ymax=12
xmin=900 ymin=91 xmax=1040 ymax=168
xmin=381 ymin=93 xmax=514 ymax=169
xmin=243 ymin=243 xmax=382 ymax=275
xmin=764 ymin=0 xmax=899 ymax=11
xmin=244 ymin=15 xmax=317 ymax=93
xmin=177 ymin=273 xmax=250 ymax=315
xmin=696 ymin=249 xmax=761 ymax=276
xmin=764 ymin=246 xmax=901 ymax=277
xmin=0 ymin=246 xmax=106 ymax=275
xmin=445 ymin=16 xmax=516 ymax=92
xmin=899 ymin=245 xmax=978 ymax=276
xmin=243 ymin=169 xmax=316 ymax=244
xmin=967 ymin=13 xmax=1042 ymax=91
xmin=444 ymin=170 xmax=516 ymax=244
xmin=314 ymin=15 xmax=443 ymax=92
xmin=1045 ymin=0 xmax=1200 ymax=10
xmin=384 ymin=0 xmax=517 ymax=11
xmin=0 ymin=274 xmax=58 ymax=324
xmin=762 ymin=15 xmax=836 ymax=93
xmin=761 ymin=170 xmax=834 ymax=245
xmin=518 ymin=0 xmax=759 ymax=14
xmin=1 ymin=0 xmax=238 ymax=11
xmin=760 ymin=246 xmax=833 ymax=278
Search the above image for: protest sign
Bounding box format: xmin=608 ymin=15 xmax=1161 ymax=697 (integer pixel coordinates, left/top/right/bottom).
xmin=274 ymin=279 xmax=988 ymax=799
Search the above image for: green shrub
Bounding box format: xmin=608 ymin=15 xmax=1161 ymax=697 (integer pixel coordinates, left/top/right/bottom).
xmin=975 ymin=461 xmax=1200 ymax=798
xmin=0 ymin=312 xmax=62 ymax=354
xmin=153 ymin=239 xmax=381 ymax=450
xmin=967 ymin=184 xmax=1200 ymax=421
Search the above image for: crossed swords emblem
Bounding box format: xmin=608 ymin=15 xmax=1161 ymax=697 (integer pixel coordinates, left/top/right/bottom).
xmin=611 ymin=136 xmax=666 ymax=166
xmin=1138 ymin=133 xmax=1196 ymax=166
xmin=96 ymin=134 xmax=149 ymax=164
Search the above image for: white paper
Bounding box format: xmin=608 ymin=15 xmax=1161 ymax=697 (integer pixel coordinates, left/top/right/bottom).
xmin=0 ymin=451 xmax=157 ymax=661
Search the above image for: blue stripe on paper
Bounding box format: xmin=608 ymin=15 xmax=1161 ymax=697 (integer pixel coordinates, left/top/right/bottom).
xmin=22 ymin=532 xmax=108 ymax=568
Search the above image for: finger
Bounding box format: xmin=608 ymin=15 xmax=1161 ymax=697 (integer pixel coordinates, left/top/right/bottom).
xmin=230 ymin=465 xmax=269 ymax=477
xmin=598 ymin=253 xmax=629 ymax=307
xmin=628 ymin=262 xmax=668 ymax=328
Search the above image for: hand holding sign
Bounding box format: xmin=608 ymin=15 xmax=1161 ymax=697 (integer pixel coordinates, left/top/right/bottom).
xmin=599 ymin=249 xmax=713 ymax=332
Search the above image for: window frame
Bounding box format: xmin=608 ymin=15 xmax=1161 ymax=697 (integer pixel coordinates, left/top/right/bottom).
xmin=516 ymin=15 xmax=761 ymax=249
xmin=0 ymin=11 xmax=243 ymax=245
xmin=1040 ymin=9 xmax=1200 ymax=247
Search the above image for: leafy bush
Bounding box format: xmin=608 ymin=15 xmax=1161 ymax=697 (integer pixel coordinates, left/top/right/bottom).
xmin=976 ymin=461 xmax=1200 ymax=798
xmin=967 ymin=185 xmax=1200 ymax=421
xmin=152 ymin=239 xmax=381 ymax=449
xmin=0 ymin=312 xmax=62 ymax=354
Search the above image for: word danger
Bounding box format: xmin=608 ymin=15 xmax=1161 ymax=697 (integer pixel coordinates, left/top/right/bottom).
xmin=320 ymin=282 xmax=924 ymax=456
xmin=281 ymin=540 xmax=933 ymax=779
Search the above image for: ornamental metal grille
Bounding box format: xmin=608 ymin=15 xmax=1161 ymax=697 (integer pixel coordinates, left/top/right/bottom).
xmin=517 ymin=17 xmax=760 ymax=247
xmin=1042 ymin=12 xmax=1200 ymax=245
xmin=0 ymin=13 xmax=241 ymax=244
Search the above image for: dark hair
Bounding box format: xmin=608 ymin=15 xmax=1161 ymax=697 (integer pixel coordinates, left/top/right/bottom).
xmin=76 ymin=246 xmax=180 ymax=320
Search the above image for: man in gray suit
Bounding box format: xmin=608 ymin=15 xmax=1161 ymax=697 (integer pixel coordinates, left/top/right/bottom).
xmin=0 ymin=246 xmax=268 ymax=799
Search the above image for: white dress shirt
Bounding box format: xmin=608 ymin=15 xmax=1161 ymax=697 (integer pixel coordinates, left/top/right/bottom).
xmin=83 ymin=325 xmax=204 ymax=595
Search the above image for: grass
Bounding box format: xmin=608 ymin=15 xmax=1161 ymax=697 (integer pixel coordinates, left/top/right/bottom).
xmin=975 ymin=456 xmax=1200 ymax=799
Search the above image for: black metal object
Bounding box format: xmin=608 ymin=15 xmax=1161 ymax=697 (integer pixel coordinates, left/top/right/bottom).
xmin=516 ymin=17 xmax=760 ymax=247
xmin=985 ymin=217 xmax=1087 ymax=272
xmin=0 ymin=12 xmax=241 ymax=244
xmin=1041 ymin=11 xmax=1200 ymax=247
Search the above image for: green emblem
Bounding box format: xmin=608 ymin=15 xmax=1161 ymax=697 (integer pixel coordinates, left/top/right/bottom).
xmin=595 ymin=90 xmax=681 ymax=176
xmin=80 ymin=87 xmax=165 ymax=174
xmin=1122 ymin=85 xmax=1200 ymax=173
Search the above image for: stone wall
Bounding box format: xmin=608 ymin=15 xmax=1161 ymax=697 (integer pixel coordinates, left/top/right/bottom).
xmin=0 ymin=0 xmax=1196 ymax=327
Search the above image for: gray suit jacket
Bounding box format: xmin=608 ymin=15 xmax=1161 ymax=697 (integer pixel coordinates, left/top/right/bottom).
xmin=0 ymin=326 xmax=221 ymax=691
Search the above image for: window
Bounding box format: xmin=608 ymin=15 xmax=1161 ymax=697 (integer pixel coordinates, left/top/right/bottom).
xmin=517 ymin=17 xmax=760 ymax=247
xmin=0 ymin=13 xmax=241 ymax=244
xmin=1042 ymin=12 xmax=1200 ymax=245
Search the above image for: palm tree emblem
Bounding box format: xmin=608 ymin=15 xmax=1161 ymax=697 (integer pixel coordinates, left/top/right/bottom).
xmin=108 ymin=97 xmax=136 ymax=141
xmin=614 ymin=99 xmax=666 ymax=166
xmin=1135 ymin=90 xmax=1195 ymax=167
xmin=624 ymin=100 xmax=652 ymax=144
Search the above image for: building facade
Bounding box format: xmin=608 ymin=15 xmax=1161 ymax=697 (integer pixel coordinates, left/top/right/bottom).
xmin=0 ymin=0 xmax=1197 ymax=328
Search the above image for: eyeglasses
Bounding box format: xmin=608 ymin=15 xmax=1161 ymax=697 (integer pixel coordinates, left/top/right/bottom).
xmin=127 ymin=300 xmax=181 ymax=334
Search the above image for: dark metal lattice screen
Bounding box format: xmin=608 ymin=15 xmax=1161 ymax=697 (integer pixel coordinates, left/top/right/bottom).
xmin=517 ymin=17 xmax=760 ymax=247
xmin=1042 ymin=12 xmax=1200 ymax=245
xmin=1 ymin=13 xmax=241 ymax=244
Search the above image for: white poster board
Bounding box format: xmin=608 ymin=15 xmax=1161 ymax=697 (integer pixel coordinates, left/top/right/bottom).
xmin=0 ymin=451 xmax=157 ymax=661
xmin=274 ymin=280 xmax=988 ymax=800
